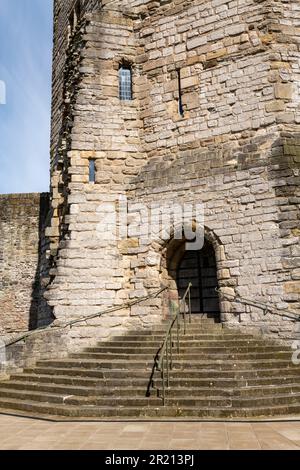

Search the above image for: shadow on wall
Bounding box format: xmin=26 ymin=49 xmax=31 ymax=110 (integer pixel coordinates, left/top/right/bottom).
xmin=28 ymin=193 xmax=54 ymax=331
xmin=268 ymin=133 xmax=300 ymax=315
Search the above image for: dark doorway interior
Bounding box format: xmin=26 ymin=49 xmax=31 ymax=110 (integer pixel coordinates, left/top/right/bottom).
xmin=177 ymin=241 xmax=220 ymax=315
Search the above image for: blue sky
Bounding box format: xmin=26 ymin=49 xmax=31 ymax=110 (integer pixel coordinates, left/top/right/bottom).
xmin=0 ymin=0 xmax=53 ymax=194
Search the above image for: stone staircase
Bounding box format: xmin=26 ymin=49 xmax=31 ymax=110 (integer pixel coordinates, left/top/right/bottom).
xmin=0 ymin=317 xmax=300 ymax=420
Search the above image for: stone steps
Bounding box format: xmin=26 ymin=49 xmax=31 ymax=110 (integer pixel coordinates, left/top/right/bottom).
xmin=34 ymin=358 xmax=296 ymax=371
xmin=0 ymin=385 xmax=300 ymax=409
xmin=0 ymin=318 xmax=299 ymax=419
xmin=0 ymin=397 xmax=299 ymax=420
xmin=1 ymin=380 xmax=300 ymax=400
xmin=112 ymin=328 xmax=225 ymax=338
xmin=133 ymin=320 xmax=220 ymax=329
xmin=8 ymin=373 xmax=300 ymax=389
xmin=111 ymin=332 xmax=251 ymax=341
xmin=71 ymin=351 xmax=292 ymax=361
xmin=21 ymin=365 xmax=300 ymax=380
xmin=0 ymin=388 xmax=160 ymax=407
xmin=87 ymin=343 xmax=283 ymax=351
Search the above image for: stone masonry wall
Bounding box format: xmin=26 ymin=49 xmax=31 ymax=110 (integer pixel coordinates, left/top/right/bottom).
xmin=0 ymin=194 xmax=50 ymax=337
xmin=46 ymin=0 xmax=300 ymax=350
xmin=46 ymin=3 xmax=148 ymax=349
xmin=130 ymin=0 xmax=300 ymax=342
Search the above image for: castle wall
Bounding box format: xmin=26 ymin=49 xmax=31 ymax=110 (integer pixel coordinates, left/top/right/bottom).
xmin=129 ymin=0 xmax=300 ymax=341
xmin=51 ymin=0 xmax=100 ymax=157
xmin=45 ymin=6 xmax=150 ymax=347
xmin=0 ymin=194 xmax=50 ymax=337
xmin=46 ymin=0 xmax=300 ymax=349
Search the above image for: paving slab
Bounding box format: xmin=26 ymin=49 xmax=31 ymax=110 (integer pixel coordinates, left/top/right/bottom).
xmin=0 ymin=415 xmax=300 ymax=450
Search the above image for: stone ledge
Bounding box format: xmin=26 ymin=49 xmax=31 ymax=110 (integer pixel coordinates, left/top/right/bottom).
xmin=0 ymin=192 xmax=49 ymax=200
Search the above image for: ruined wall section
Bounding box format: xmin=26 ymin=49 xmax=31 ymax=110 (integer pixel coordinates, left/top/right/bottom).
xmin=0 ymin=194 xmax=50 ymax=338
xmin=49 ymin=1 xmax=102 ymax=260
xmin=51 ymin=0 xmax=101 ymax=156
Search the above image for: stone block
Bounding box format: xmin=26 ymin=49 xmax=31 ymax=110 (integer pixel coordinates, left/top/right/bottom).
xmin=265 ymin=100 xmax=285 ymax=113
xmin=274 ymin=83 xmax=293 ymax=100
xmin=187 ymin=35 xmax=207 ymax=51
xmin=284 ymin=282 xmax=300 ymax=294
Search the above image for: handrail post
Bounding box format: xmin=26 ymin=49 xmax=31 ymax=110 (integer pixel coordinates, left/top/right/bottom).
xmin=182 ymin=298 xmax=186 ymax=335
xmin=166 ymin=339 xmax=169 ymax=388
xmin=162 ymin=358 xmax=165 ymax=406
xmin=170 ymin=327 xmax=173 ymax=370
xmin=188 ymin=283 xmax=192 ymax=324
xmin=176 ymin=311 xmax=180 ymax=354
xmin=154 ymin=284 xmax=194 ymax=407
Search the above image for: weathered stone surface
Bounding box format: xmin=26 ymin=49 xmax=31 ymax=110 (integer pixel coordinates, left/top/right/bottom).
xmin=274 ymin=83 xmax=293 ymax=100
xmin=1 ymin=0 xmax=300 ymax=365
xmin=0 ymin=194 xmax=51 ymax=337
xmin=43 ymin=0 xmax=300 ymax=348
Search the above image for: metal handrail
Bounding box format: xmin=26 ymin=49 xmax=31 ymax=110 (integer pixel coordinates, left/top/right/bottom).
xmin=155 ymin=283 xmax=192 ymax=406
xmin=2 ymin=286 xmax=168 ymax=349
xmin=216 ymin=288 xmax=300 ymax=322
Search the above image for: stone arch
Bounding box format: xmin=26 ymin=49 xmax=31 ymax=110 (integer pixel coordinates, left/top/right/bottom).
xmin=155 ymin=223 xmax=226 ymax=321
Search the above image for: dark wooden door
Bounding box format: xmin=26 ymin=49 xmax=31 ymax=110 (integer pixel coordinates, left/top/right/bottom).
xmin=177 ymin=243 xmax=219 ymax=314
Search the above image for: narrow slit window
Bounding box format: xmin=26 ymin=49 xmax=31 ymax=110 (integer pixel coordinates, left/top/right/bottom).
xmin=119 ymin=65 xmax=133 ymax=101
xmin=74 ymin=1 xmax=81 ymax=26
xmin=177 ymin=69 xmax=184 ymax=117
xmin=68 ymin=11 xmax=75 ymax=35
xmin=89 ymin=159 xmax=96 ymax=183
xmin=68 ymin=1 xmax=80 ymax=36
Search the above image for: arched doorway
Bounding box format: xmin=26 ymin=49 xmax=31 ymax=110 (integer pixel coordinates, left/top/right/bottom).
xmin=176 ymin=240 xmax=220 ymax=316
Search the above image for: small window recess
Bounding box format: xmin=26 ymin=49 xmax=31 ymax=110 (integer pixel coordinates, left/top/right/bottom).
xmin=74 ymin=0 xmax=81 ymax=27
xmin=68 ymin=11 xmax=74 ymax=42
xmin=119 ymin=63 xmax=133 ymax=101
xmin=177 ymin=69 xmax=184 ymax=118
xmin=89 ymin=159 xmax=96 ymax=184
xmin=68 ymin=1 xmax=81 ymax=43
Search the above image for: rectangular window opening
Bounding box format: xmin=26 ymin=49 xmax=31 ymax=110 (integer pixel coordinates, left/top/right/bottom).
xmin=89 ymin=159 xmax=96 ymax=184
xmin=119 ymin=66 xmax=133 ymax=101
xmin=177 ymin=69 xmax=184 ymax=117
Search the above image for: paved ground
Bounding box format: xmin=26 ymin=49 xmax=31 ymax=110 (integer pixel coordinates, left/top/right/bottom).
xmin=0 ymin=415 xmax=300 ymax=450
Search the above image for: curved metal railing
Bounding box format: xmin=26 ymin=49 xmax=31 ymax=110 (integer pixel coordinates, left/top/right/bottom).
xmin=216 ymin=288 xmax=300 ymax=322
xmin=2 ymin=286 xmax=168 ymax=349
xmin=154 ymin=284 xmax=300 ymax=406
xmin=155 ymin=283 xmax=192 ymax=405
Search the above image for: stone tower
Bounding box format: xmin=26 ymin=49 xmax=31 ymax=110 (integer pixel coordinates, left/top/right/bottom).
xmin=44 ymin=0 xmax=300 ymax=350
